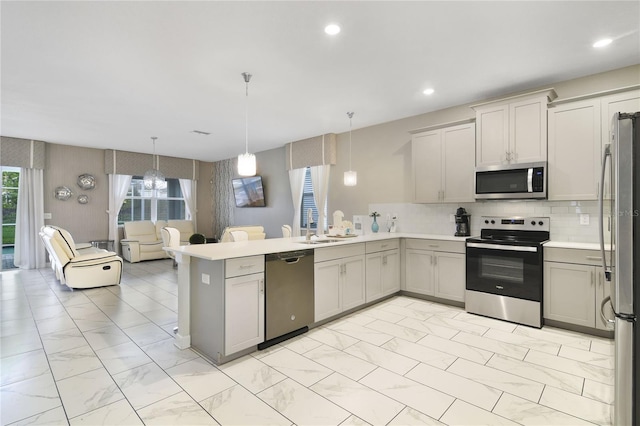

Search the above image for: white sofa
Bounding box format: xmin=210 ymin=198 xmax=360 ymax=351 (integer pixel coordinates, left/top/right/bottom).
xmin=220 ymin=225 xmax=266 ymax=242
xmin=121 ymin=220 xmax=194 ymax=263
xmin=39 ymin=225 xmax=122 ymax=289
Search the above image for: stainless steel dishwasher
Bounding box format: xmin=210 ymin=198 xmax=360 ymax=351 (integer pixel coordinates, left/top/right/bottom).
xmin=259 ymin=249 xmax=314 ymax=349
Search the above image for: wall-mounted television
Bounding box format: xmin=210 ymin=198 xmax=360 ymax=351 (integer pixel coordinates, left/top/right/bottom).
xmin=232 ymin=176 xmax=266 ymax=207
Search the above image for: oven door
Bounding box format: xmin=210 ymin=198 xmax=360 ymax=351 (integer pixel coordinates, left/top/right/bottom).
xmin=466 ymin=241 xmax=543 ymax=301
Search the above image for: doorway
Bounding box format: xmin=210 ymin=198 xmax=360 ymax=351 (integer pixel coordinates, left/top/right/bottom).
xmin=1 ymin=167 xmax=19 ymax=270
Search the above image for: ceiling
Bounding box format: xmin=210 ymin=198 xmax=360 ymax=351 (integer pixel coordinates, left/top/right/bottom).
xmin=2 ymin=1 xmax=639 ymax=163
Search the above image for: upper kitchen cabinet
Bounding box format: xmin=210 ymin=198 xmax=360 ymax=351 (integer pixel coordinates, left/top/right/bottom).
xmin=548 ymin=87 xmax=640 ymax=201
xmin=472 ymin=89 xmax=557 ymax=167
xmin=411 ymin=120 xmax=475 ymax=203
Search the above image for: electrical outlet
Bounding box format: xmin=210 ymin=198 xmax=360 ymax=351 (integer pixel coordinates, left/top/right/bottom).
xmin=43 ymin=212 xmax=52 ymax=219
xmin=201 ymin=273 xmax=210 ymax=285
xmin=580 ymin=214 xmax=590 ymax=225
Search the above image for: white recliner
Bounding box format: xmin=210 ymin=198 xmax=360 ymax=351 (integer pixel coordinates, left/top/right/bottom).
xmin=120 ymin=221 xmax=170 ymax=263
xmin=39 ymin=225 xmax=122 ymax=289
xmin=161 ymin=226 xmax=181 ymax=267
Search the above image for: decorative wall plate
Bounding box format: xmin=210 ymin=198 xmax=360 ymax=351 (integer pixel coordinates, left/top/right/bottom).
xmin=54 ymin=186 xmax=73 ymax=201
xmin=77 ymin=174 xmax=96 ymax=190
xmin=77 ymin=194 xmax=89 ymax=204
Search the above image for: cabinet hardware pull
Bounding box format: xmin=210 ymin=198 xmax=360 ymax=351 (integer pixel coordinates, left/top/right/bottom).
xmin=381 ymin=244 xmax=388 ymax=248
xmin=586 ymin=256 xmax=602 ymax=261
xmin=428 ymin=244 xmax=439 ymax=248
xmin=260 ymin=279 xmax=264 ymax=294
xmin=591 ymin=271 xmax=595 ymax=286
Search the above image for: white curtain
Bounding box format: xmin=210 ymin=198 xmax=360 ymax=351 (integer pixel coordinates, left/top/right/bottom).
xmin=179 ymin=179 xmax=197 ymax=227
xmin=108 ymin=174 xmax=132 ymax=254
xmin=310 ymin=165 xmax=330 ymax=235
xmin=288 ymin=168 xmax=306 ymax=237
xmin=14 ymin=168 xmax=45 ymax=269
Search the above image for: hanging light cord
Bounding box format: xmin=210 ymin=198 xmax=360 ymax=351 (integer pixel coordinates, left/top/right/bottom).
xmin=151 ymin=136 xmax=157 ymax=170
xmin=347 ymin=112 xmax=354 ymax=170
xmin=242 ymin=72 xmax=252 ymax=155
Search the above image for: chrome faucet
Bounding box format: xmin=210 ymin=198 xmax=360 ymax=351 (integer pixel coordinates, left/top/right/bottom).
xmin=305 ymin=208 xmax=315 ymax=241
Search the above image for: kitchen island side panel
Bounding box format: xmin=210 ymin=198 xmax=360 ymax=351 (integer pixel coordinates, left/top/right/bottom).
xmin=190 ymin=257 xmax=225 ymax=363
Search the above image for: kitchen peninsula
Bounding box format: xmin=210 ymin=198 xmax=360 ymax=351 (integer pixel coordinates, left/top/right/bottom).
xmin=168 ymin=233 xmax=468 ymax=364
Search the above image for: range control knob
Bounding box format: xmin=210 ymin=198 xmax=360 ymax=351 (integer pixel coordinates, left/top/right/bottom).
xmin=490 ymin=220 xmax=495 ymax=224
xmin=484 ymin=219 xmax=489 ymax=224
xmin=538 ymin=221 xmax=544 ymax=226
xmin=531 ymin=220 xmax=536 ymax=226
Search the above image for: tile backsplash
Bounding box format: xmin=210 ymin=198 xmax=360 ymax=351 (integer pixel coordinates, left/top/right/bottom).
xmin=366 ymin=200 xmax=609 ymax=243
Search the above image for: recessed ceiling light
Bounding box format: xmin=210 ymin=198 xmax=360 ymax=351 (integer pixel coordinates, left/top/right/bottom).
xmin=593 ymin=38 xmax=612 ymax=48
xmin=325 ymin=24 xmax=341 ymax=35
xmin=423 ymin=88 xmax=435 ymax=95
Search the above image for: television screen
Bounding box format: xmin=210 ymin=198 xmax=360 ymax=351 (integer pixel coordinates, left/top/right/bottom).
xmin=232 ymin=176 xmax=266 ymax=207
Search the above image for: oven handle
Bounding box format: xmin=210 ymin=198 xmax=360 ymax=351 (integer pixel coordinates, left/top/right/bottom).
xmin=466 ymin=242 xmax=538 ymax=252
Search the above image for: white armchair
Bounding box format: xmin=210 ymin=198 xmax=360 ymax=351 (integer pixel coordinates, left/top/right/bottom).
xmin=161 ymin=226 xmax=181 ymax=267
xmin=39 ymin=225 xmax=122 ymax=289
xmin=167 ymin=219 xmax=195 ymax=245
xmin=121 ymin=221 xmax=170 ymax=263
xmin=220 ymin=225 xmax=266 ymax=242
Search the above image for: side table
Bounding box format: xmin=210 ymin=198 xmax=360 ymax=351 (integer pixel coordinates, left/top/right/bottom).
xmin=90 ymin=239 xmax=115 ymax=252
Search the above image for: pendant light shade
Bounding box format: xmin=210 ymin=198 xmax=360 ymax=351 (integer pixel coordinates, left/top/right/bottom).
xmin=143 ymin=137 xmax=167 ymax=190
xmin=238 ymin=72 xmax=257 ymax=177
xmin=344 ymin=111 xmax=357 ymax=186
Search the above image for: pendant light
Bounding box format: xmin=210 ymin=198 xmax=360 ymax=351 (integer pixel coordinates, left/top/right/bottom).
xmin=237 ymin=72 xmax=256 ymax=176
xmin=344 ymin=112 xmax=357 ymax=186
xmin=143 ymin=137 xmax=167 ymax=190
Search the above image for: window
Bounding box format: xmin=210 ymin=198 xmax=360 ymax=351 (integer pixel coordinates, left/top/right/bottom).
xmin=118 ymin=177 xmax=185 ymax=224
xmin=300 ymin=167 xmax=324 ymax=230
xmin=1 ymin=167 xmax=19 ymax=269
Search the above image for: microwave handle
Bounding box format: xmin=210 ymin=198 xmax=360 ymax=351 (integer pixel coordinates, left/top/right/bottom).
xmin=527 ymin=168 xmax=533 ymax=192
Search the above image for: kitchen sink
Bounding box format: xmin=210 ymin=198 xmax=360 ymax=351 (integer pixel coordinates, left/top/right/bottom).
xmin=298 ymin=239 xmax=341 ymax=245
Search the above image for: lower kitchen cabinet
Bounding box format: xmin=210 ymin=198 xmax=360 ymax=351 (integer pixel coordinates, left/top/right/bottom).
xmin=314 ymin=243 xmax=365 ymax=322
xmin=543 ymin=247 xmax=613 ymax=331
xmin=224 ymin=272 xmax=265 ymax=355
xmin=365 ymin=239 xmax=400 ymax=302
xmin=403 ymin=239 xmax=465 ymax=303
xmin=189 ymin=255 xmax=265 ymax=364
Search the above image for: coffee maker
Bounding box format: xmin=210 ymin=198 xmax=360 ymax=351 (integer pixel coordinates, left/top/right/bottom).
xmin=454 ymin=207 xmax=470 ymax=237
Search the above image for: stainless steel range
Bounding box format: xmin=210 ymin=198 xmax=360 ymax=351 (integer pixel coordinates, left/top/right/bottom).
xmin=465 ymin=216 xmax=549 ymax=328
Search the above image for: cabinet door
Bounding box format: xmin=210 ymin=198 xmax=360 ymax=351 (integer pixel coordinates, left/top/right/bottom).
xmin=543 ymin=262 xmax=595 ymax=328
xmin=224 ymin=273 xmax=264 ymax=355
xmin=434 ymin=252 xmax=465 ymax=302
xmin=412 ymin=130 xmax=442 ymax=202
xmin=476 ymin=104 xmax=509 ymax=166
xmin=442 ymin=123 xmax=475 ymax=202
xmin=601 ymin=90 xmax=640 ymax=200
xmin=510 ymin=97 xmax=547 ymax=164
xmin=404 ymin=249 xmax=434 ymax=295
xmin=365 ymin=252 xmax=383 ymax=303
xmin=314 ymin=259 xmax=342 ymax=322
xmin=342 ymin=256 xmax=366 ymax=311
xmin=381 ymin=249 xmax=400 ymax=296
xmin=548 ymin=99 xmax=601 ymax=200
xmin=595 ymin=268 xmax=614 ymax=331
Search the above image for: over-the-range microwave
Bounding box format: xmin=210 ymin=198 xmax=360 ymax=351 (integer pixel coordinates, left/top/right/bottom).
xmin=475 ymin=161 xmax=547 ymax=200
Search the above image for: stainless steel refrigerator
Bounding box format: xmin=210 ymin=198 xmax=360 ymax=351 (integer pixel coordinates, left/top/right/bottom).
xmin=599 ymin=111 xmax=639 ymax=425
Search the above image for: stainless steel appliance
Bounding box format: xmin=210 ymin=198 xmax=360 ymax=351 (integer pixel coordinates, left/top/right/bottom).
xmin=466 ymin=216 xmax=549 ymax=327
xmin=259 ymin=249 xmax=314 ymax=349
xmin=599 ymin=112 xmax=639 ymax=425
xmin=454 ymin=207 xmax=470 ymax=237
xmin=475 ymin=161 xmax=546 ymax=200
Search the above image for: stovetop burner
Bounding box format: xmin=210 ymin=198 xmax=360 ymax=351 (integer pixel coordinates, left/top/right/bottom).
xmin=467 ymin=216 xmax=550 ymax=245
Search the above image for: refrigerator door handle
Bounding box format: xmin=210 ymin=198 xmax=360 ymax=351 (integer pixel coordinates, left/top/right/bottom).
xmin=599 ymin=295 xmax=616 ymax=326
xmin=598 ymin=144 xmax=612 ymax=282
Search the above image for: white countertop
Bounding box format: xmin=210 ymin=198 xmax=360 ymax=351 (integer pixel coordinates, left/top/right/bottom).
xmin=169 ymin=232 xmax=469 ymax=261
xmin=544 ymin=241 xmax=609 ymax=251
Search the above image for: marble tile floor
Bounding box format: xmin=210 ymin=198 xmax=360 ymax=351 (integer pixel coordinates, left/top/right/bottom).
xmin=1 ymin=259 xmax=614 ymax=425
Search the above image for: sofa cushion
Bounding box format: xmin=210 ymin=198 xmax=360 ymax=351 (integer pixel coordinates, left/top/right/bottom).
xmin=124 ymin=221 xmax=158 ymax=243
xmin=167 ymin=220 xmax=195 ymax=243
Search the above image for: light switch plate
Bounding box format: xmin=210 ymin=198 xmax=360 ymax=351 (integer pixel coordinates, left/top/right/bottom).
xmin=44 ymin=212 xmax=52 ymax=219
xmin=201 ymin=273 xmax=210 ymax=285
xmin=580 ymin=214 xmax=590 ymax=225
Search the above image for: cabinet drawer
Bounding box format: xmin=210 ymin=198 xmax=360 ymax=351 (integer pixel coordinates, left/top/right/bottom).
xmin=315 ymin=243 xmax=365 ymax=263
xmin=225 ymin=255 xmax=265 ymax=278
xmin=405 ymin=238 xmax=465 ymax=254
xmin=544 ymin=247 xmax=610 ymax=266
xmin=366 ymin=239 xmax=399 ymax=254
